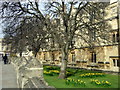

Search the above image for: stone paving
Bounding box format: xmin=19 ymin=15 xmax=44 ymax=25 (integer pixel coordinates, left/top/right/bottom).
xmin=0 ymin=57 xmax=18 ymax=89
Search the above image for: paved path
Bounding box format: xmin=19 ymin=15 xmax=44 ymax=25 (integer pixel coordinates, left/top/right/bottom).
xmin=0 ymin=57 xmax=18 ymax=89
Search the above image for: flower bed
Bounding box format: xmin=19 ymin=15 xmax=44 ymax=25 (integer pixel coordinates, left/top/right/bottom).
xmin=44 ymin=66 xmax=78 ymax=77
xmin=43 ymin=65 xmax=119 ymax=88
xmin=91 ymin=79 xmax=111 ymax=86
xmin=79 ymin=73 xmax=105 ymax=78
xmin=44 ymin=66 xmax=60 ymax=71
xmin=66 ymin=78 xmax=86 ymax=86
xmin=44 ymin=70 xmax=59 ymax=76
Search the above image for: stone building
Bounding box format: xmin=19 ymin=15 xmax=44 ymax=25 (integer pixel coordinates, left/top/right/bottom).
xmin=0 ymin=38 xmax=11 ymax=55
xmin=0 ymin=38 xmax=3 ymax=55
xmin=37 ymin=1 xmax=119 ymax=72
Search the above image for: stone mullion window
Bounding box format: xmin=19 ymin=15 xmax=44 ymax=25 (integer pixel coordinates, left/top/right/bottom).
xmin=72 ymin=54 xmax=75 ymax=62
xmin=113 ymin=59 xmax=120 ymax=67
xmin=112 ymin=32 xmax=119 ymax=43
xmin=91 ymin=53 xmax=97 ymax=63
xmin=113 ymin=33 xmax=116 ymax=43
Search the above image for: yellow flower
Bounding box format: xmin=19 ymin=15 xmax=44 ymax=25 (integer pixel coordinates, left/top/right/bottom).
xmin=96 ymin=81 xmax=101 ymax=84
xmin=50 ymin=70 xmax=59 ymax=73
xmin=81 ymin=81 xmax=83 ymax=82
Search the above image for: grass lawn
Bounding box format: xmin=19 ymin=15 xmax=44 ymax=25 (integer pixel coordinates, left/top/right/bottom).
xmin=43 ymin=65 xmax=119 ymax=88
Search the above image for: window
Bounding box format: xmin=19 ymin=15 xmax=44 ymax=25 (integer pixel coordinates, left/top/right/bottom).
xmin=113 ymin=59 xmax=120 ymax=67
xmin=112 ymin=33 xmax=119 ymax=43
xmin=113 ymin=59 xmax=116 ymax=66
xmin=72 ymin=54 xmax=75 ymax=62
xmin=113 ymin=34 xmax=115 ymax=43
xmin=118 ymin=60 xmax=120 ymax=67
xmin=116 ymin=34 xmax=119 ymax=42
xmin=91 ymin=53 xmax=96 ymax=63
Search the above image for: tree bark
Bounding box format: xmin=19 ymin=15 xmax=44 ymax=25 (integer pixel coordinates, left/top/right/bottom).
xmin=58 ymin=46 xmax=68 ymax=79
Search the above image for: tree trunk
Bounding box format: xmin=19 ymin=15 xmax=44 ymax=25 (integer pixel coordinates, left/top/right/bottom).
xmin=58 ymin=46 xmax=68 ymax=79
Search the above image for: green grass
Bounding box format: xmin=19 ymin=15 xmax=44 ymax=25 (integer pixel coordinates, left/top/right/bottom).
xmin=43 ymin=65 xmax=119 ymax=88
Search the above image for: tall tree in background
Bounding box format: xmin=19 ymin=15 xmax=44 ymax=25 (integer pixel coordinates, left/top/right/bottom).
xmin=24 ymin=18 xmax=49 ymax=57
xmin=1 ymin=2 xmax=48 ymax=57
xmin=2 ymin=18 xmax=27 ymax=57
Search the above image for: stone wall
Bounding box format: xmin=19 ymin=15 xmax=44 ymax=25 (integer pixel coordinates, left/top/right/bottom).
xmin=10 ymin=56 xmax=55 ymax=89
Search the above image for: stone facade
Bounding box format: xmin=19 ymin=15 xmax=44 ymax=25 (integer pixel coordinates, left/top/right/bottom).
xmin=37 ymin=45 xmax=119 ymax=72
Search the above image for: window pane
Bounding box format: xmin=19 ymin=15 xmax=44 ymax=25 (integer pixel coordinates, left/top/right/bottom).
xmin=113 ymin=59 xmax=116 ymax=66
xmin=91 ymin=53 xmax=96 ymax=63
xmin=117 ymin=60 xmax=120 ymax=67
xmin=117 ymin=34 xmax=119 ymax=42
xmin=94 ymin=53 xmax=96 ymax=63
xmin=113 ymin=34 xmax=115 ymax=43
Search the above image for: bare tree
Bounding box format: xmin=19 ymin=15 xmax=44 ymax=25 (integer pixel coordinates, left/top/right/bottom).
xmin=24 ymin=18 xmax=49 ymax=57
xmin=2 ymin=18 xmax=28 ymax=57
xmin=45 ymin=1 xmax=110 ymax=79
xmin=1 ymin=2 xmax=48 ymax=57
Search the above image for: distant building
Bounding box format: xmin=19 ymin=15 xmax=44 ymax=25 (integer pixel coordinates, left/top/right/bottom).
xmin=0 ymin=38 xmax=3 ymax=55
xmin=0 ymin=38 xmax=11 ymax=55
